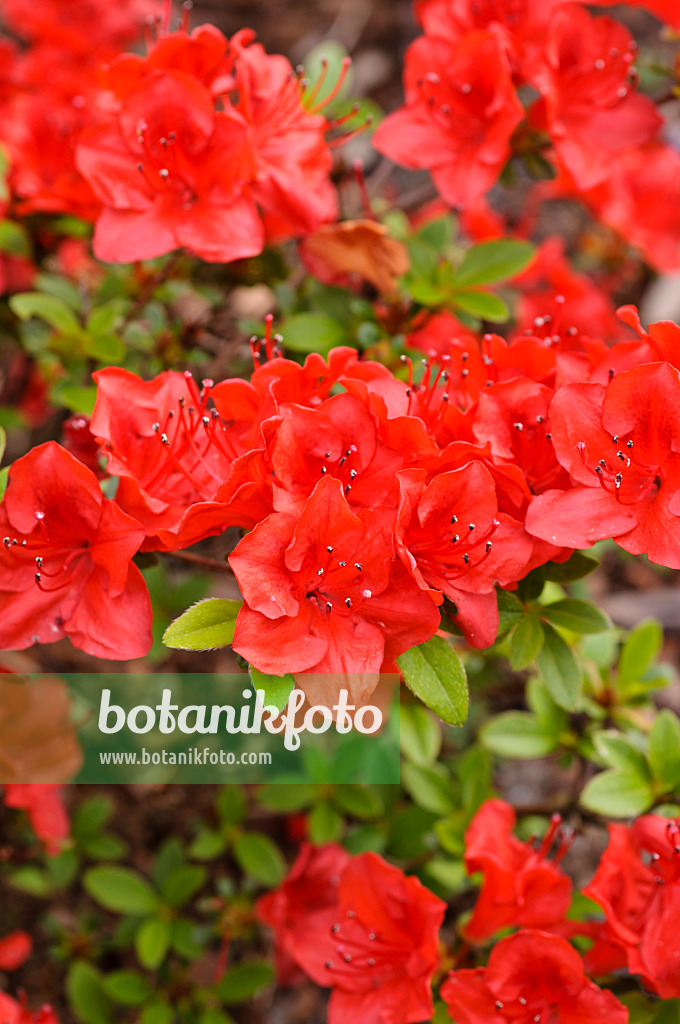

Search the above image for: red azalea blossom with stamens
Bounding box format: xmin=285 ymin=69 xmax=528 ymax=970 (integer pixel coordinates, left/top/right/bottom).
xmin=291 ymin=851 xmax=446 ymax=1024
xmin=373 ymin=30 xmax=523 ymax=208
xmin=229 ymin=475 xmax=441 ymax=677
xmin=527 ymin=6 xmax=661 ymax=190
xmin=584 ymin=816 xmax=680 ymax=997
xmin=462 ymin=799 xmax=573 ymax=941
xmin=394 ymin=462 xmax=532 ymax=648
xmin=76 ymin=67 xmax=262 ymax=263
xmin=441 ymin=929 xmax=628 ymax=1024
xmin=526 ymin=361 xmax=680 ymax=568
xmin=256 ymin=842 xmax=351 ymax=986
xmin=0 ymin=442 xmax=152 ymax=659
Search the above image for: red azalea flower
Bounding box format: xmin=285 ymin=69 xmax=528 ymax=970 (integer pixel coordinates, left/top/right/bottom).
xmin=373 ymin=31 xmax=523 ymax=209
xmin=256 ymin=842 xmax=351 ymax=986
xmin=102 ymin=22 xmax=234 ymax=99
xmin=0 ymin=0 xmax=157 ymax=54
xmin=395 ymin=463 xmax=532 ymax=648
xmin=0 ymin=442 xmax=151 ymax=659
xmin=229 ymin=475 xmax=441 ymax=676
xmin=462 ymin=799 xmax=572 ymax=941
xmin=528 ymin=6 xmax=661 ymax=190
xmin=266 ymin=392 xmax=412 ymax=515
xmin=616 ymin=305 xmax=680 ymax=372
xmin=292 ymin=851 xmax=446 ymax=1024
xmin=570 ymin=142 xmax=680 ymax=272
xmin=0 ymin=930 xmax=32 ymax=971
xmin=412 ymin=0 xmax=563 ymax=80
xmin=76 ymin=69 xmax=262 ymax=263
xmin=525 ymin=362 xmax=680 ymax=568
xmin=584 ymin=816 xmax=680 ymax=997
xmin=5 ymin=61 xmax=103 ymax=222
xmin=0 ymin=992 xmax=59 ymax=1024
xmin=3 ymin=783 xmax=69 ymax=855
xmin=514 ymin=237 xmax=624 ymax=344
xmin=230 ymin=31 xmax=338 ymax=241
xmin=441 ymin=929 xmax=628 ymax=1024
xmin=473 ymin=377 xmax=571 ymax=494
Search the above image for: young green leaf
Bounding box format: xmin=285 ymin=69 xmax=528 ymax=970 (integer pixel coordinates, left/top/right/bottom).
xmin=619 ymin=619 xmax=663 ymax=684
xmin=399 ymin=703 xmax=442 ymax=766
xmin=162 ymin=598 xmax=242 ymax=651
xmin=510 ymin=613 xmax=544 ymax=670
xmin=135 ymin=918 xmax=171 ymax=971
xmin=536 ymin=622 xmax=582 ymax=710
xmin=541 ymin=598 xmax=611 ymax=634
xmin=479 ymin=711 xmax=560 ymax=759
xmin=248 ymin=666 xmax=294 ymax=713
xmin=580 ymin=768 xmax=654 ymax=817
xmin=397 ymin=636 xmax=468 ymax=726
xmin=451 ymin=288 xmax=509 ymax=323
xmin=649 ymin=710 xmax=680 ymax=791
xmin=454 ymin=239 xmax=535 ymax=286
xmin=83 ymin=866 xmax=160 ymax=915
xmin=232 ymin=832 xmax=286 ymax=887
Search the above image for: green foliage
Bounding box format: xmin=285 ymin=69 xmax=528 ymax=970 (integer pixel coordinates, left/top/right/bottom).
xmin=162 ymin=599 xmax=242 ymax=651
xmin=397 ymin=635 xmax=469 ymax=726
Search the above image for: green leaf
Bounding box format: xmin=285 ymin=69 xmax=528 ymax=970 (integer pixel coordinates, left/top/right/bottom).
xmin=103 ymin=971 xmax=152 ymax=1007
xmin=162 ymin=598 xmax=241 ymax=651
xmin=480 ymin=711 xmax=560 ymax=759
xmin=580 ymin=768 xmax=654 ymax=817
xmin=541 ymin=598 xmax=611 ymax=635
xmin=216 ymin=962 xmax=274 ymax=1004
xmin=301 ymin=40 xmax=352 ymax=110
xmin=280 ymin=312 xmax=346 ymax=356
xmin=84 ymin=333 xmax=126 ymax=364
xmin=140 ymin=1001 xmax=174 ymax=1024
xmin=10 ymin=291 xmax=81 ymax=334
xmin=536 ymin=622 xmax=582 ymax=710
xmin=510 ymin=613 xmax=544 ymax=670
xmin=217 ymin=786 xmax=247 ymax=825
xmin=9 ymin=866 xmax=53 ymax=897
xmin=451 ymin=288 xmax=509 ymax=323
xmin=135 ymin=918 xmax=171 ymax=971
xmin=649 ymin=710 xmax=680 ymax=790
xmin=0 ymin=220 xmax=30 ymax=257
xmin=50 ymin=382 xmax=97 ymax=415
xmin=497 ymin=588 xmax=524 ymax=636
xmin=0 ymin=466 xmax=8 ymax=500
xmin=651 ymin=1000 xmax=680 ymax=1024
xmin=248 ymin=666 xmax=294 ymax=713
xmin=332 ymin=785 xmax=383 ymax=819
xmin=594 ymin=732 xmax=651 ymax=777
xmin=256 ymin=784 xmax=316 ymax=812
xmin=454 ymin=239 xmax=535 ymax=286
xmin=541 ymin=551 xmax=599 ymax=583
xmin=0 ymin=425 xmax=6 ymax=465
xmin=399 ymin=703 xmax=442 ymax=766
xmin=188 ymin=829 xmax=228 ymax=861
xmin=619 ymin=620 xmax=663 ymax=684
xmin=67 ymin=962 xmax=112 ymax=1024
xmin=401 ymin=763 xmax=456 ymax=814
xmin=83 ymin=866 xmax=160 ymax=915
xmin=397 ymin=636 xmax=469 ymax=726
xmin=160 ymin=864 xmax=207 ymax=908
xmin=308 ymin=801 xmax=343 ymax=844
xmin=232 ymin=832 xmax=286 ymax=887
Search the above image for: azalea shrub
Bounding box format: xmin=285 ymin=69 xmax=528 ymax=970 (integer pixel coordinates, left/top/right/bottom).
xmin=2 ymin=0 xmax=680 ymax=1022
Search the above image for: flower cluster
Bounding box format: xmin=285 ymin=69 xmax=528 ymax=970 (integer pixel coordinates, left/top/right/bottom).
xmin=259 ymin=802 xmax=680 ymax=1024
xmin=374 ymin=0 xmax=680 ymax=269
xmin=0 ymin=0 xmax=339 ymax=263
xmin=2 ymin=303 xmax=680 ymax=676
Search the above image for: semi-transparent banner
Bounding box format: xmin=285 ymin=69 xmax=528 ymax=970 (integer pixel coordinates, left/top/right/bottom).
xmin=1 ymin=673 xmax=400 ymax=784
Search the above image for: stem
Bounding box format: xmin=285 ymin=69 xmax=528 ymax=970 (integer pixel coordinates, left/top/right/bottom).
xmin=164 ymin=550 xmax=233 ymax=574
